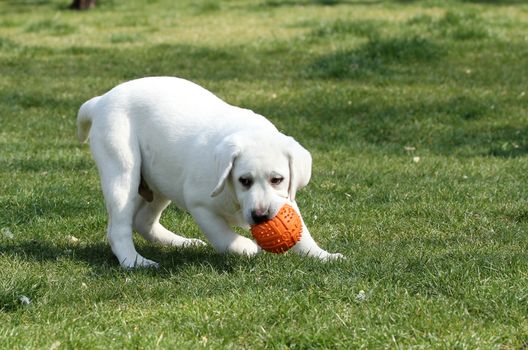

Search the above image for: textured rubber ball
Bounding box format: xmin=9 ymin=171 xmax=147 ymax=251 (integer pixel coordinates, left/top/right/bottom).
xmin=250 ymin=204 xmax=302 ymax=253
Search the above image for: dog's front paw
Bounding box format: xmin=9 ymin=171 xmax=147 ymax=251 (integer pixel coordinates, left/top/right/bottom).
xmin=228 ymin=236 xmax=261 ymax=257
xmin=318 ymin=251 xmax=346 ymax=262
xmin=182 ymin=238 xmax=207 ymax=247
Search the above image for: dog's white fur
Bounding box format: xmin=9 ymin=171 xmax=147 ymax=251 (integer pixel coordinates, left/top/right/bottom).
xmin=77 ymin=77 xmax=343 ymax=268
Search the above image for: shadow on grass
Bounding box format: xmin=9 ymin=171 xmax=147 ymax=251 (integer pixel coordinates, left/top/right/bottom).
xmin=484 ymin=125 xmax=528 ymax=158
xmin=0 ymin=239 xmax=247 ymax=312
xmin=0 ymin=239 xmax=241 ymax=274
xmin=309 ymin=19 xmax=384 ymax=39
xmin=306 ymin=34 xmax=445 ymax=79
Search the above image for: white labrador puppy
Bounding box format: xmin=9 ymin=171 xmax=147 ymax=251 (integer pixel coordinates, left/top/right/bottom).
xmin=77 ymin=77 xmax=343 ymax=268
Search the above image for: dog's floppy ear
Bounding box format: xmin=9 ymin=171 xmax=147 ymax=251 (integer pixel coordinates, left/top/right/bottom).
xmin=211 ymin=135 xmax=242 ymax=197
xmin=284 ymin=136 xmax=312 ymax=201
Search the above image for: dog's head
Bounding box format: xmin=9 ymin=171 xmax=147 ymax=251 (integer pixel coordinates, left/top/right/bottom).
xmin=211 ymin=130 xmax=311 ymax=225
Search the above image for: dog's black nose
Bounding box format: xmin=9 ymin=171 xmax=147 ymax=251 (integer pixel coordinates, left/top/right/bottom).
xmin=251 ymin=210 xmax=270 ymax=224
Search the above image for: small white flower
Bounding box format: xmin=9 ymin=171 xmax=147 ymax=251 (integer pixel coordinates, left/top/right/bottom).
xmin=355 ymin=290 xmax=366 ymax=302
xmin=412 ymin=156 xmax=421 ymax=163
xmin=19 ymin=295 xmax=31 ymax=305
xmin=49 ymin=341 xmax=61 ymax=350
xmin=67 ymin=235 xmax=79 ymax=243
xmin=2 ymin=227 xmax=14 ymax=239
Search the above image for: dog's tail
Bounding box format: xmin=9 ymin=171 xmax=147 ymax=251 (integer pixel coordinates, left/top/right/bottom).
xmin=76 ymin=96 xmax=101 ymax=143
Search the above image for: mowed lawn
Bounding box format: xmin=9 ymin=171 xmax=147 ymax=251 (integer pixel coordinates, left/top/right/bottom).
xmin=1 ymin=0 xmax=527 ymax=348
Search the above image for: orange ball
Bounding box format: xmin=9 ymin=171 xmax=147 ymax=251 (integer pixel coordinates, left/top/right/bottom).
xmin=250 ymin=204 xmax=302 ymax=254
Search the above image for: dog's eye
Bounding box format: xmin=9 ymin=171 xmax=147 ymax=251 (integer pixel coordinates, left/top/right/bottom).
xmin=270 ymin=176 xmax=284 ymax=185
xmin=239 ymin=177 xmax=253 ymax=188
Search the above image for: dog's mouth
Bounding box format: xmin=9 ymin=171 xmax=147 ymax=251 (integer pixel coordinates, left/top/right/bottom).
xmin=247 ymin=206 xmax=282 ymax=225
xmin=250 ymin=209 xmax=271 ymax=225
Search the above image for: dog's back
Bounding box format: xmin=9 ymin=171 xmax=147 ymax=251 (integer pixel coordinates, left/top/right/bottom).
xmin=77 ymin=77 xmax=276 ymax=146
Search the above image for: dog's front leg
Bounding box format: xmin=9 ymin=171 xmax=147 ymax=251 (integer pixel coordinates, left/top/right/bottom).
xmin=289 ymin=201 xmax=344 ymax=261
xmin=190 ymin=207 xmax=261 ymax=256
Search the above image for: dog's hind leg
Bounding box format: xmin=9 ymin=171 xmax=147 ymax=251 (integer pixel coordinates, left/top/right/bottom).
xmin=90 ymin=125 xmax=158 ymax=268
xmin=133 ymin=194 xmax=206 ymax=248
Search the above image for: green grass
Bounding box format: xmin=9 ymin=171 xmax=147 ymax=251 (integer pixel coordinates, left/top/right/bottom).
xmin=1 ymin=0 xmax=528 ymax=348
